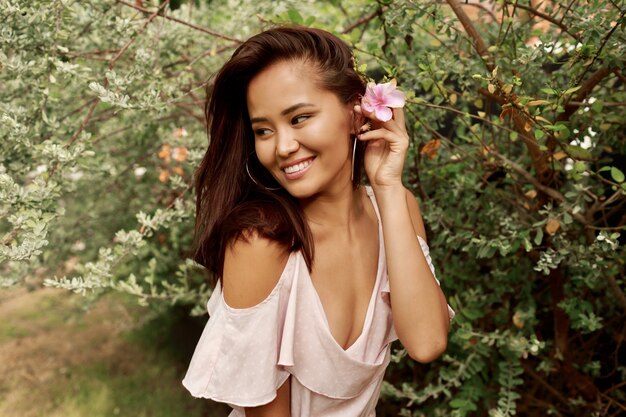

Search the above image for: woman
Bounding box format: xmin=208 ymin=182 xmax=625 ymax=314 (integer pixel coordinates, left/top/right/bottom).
xmin=182 ymin=26 xmax=454 ymax=417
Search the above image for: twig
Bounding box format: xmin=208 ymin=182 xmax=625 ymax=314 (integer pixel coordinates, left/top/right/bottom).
xmin=559 ymin=68 xmax=615 ymax=121
xmin=342 ymin=8 xmax=384 ymax=34
xmin=110 ymin=0 xmax=170 ymax=69
xmin=489 ymin=150 xmax=589 ymax=226
xmin=504 ymin=0 xmax=581 ymax=41
xmin=521 ymin=362 xmax=572 ymax=409
xmin=46 ymin=1 xmax=170 ymax=183
xmin=574 ymin=9 xmax=626 ymax=88
xmin=116 ymin=0 xmax=243 ymax=43
xmin=460 ymin=2 xmax=498 ymax=22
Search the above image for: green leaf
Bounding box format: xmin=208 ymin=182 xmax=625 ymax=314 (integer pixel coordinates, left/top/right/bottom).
xmin=541 ymin=87 xmax=557 ymax=95
xmin=564 ymin=86 xmax=581 ymax=95
xmin=565 ymin=144 xmax=593 ymax=160
xmin=450 ymin=399 xmax=467 ymax=408
xmin=574 ymin=161 xmax=586 ymax=172
xmin=591 ymin=100 xmax=603 ymax=113
xmin=611 ymin=167 xmax=625 ymax=183
xmin=287 ymin=9 xmax=303 ymax=24
xmin=554 ymin=124 xmax=571 ymax=139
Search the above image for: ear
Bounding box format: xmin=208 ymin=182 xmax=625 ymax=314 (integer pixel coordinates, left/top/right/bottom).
xmin=349 ymin=99 xmax=365 ymax=135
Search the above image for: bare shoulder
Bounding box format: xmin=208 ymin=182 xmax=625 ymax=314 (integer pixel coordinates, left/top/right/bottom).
xmin=404 ymin=187 xmax=427 ymax=242
xmin=222 ymin=231 xmax=291 ymax=309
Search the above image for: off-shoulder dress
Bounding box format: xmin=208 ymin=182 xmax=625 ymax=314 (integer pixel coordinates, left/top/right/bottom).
xmin=182 ymin=186 xmax=455 ymax=417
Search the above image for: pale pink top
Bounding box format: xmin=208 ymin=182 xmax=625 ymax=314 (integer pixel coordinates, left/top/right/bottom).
xmin=182 ymin=186 xmax=455 ymax=416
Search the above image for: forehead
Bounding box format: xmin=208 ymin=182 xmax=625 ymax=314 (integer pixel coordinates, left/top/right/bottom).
xmin=246 ymin=60 xmax=334 ymax=116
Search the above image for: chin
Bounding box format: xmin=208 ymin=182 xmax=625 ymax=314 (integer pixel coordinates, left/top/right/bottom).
xmin=282 ymin=185 xmax=318 ymax=200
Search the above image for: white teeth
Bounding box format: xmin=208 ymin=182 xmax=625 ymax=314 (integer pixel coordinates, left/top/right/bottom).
xmin=284 ymin=159 xmax=312 ymax=174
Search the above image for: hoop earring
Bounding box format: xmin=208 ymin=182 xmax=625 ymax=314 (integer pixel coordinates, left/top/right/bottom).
xmin=351 ymin=137 xmax=357 ymax=182
xmin=245 ymin=153 xmax=281 ymax=191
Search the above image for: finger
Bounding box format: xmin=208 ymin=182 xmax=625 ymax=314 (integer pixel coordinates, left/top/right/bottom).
xmin=353 ymin=105 xmax=372 ymax=131
xmin=392 ymin=107 xmax=406 ymax=133
xmin=356 ymin=104 xmax=405 ymax=135
xmin=358 ymin=128 xmax=407 ymax=147
xmin=353 ymin=104 xmax=376 ymax=124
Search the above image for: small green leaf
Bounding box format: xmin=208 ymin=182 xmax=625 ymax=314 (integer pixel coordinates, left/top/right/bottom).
xmin=554 ymin=124 xmax=571 ymax=139
xmin=534 ymin=129 xmax=545 ymax=139
xmin=574 ymin=161 xmax=586 ymax=172
xmin=287 ymin=9 xmax=303 ymax=24
xmin=564 ymin=86 xmax=581 ymax=95
xmin=611 ymin=167 xmax=625 ymax=183
xmin=591 ymin=100 xmax=603 ymax=113
xmin=565 ymin=144 xmax=593 ymax=160
xmin=534 ymin=228 xmax=544 ymax=246
xmin=450 ymin=399 xmax=466 ymax=408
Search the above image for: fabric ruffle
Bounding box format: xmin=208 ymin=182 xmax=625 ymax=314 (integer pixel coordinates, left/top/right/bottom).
xmin=277 ymin=252 xmax=393 ymax=399
xmin=181 ymin=252 xmax=297 ymax=408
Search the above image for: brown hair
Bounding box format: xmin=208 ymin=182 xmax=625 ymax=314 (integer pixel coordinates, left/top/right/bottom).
xmin=192 ymin=26 xmax=366 ymax=285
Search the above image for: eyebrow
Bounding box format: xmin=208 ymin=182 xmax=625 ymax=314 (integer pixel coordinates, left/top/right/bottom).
xmin=250 ymin=102 xmax=315 ymax=124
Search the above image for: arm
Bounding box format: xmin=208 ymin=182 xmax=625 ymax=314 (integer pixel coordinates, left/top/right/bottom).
xmin=375 ymin=185 xmax=450 ymax=363
xmin=354 ymin=99 xmax=450 ymax=364
xmin=222 ymin=232 xmax=291 ymax=416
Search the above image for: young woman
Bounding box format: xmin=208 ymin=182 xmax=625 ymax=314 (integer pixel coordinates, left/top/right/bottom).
xmin=182 ymin=26 xmax=454 ymax=417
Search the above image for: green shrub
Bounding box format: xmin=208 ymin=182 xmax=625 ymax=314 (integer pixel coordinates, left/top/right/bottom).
xmin=2 ymin=1 xmax=624 ymax=415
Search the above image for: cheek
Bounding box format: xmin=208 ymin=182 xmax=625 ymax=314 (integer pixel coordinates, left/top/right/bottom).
xmin=254 ymin=140 xmax=274 ymax=169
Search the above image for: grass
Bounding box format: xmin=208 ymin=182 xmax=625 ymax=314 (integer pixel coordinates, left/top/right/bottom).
xmin=0 ymin=287 xmax=230 ymax=417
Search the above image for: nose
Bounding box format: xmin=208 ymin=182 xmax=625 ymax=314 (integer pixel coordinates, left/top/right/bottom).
xmin=275 ymin=129 xmax=299 ymax=158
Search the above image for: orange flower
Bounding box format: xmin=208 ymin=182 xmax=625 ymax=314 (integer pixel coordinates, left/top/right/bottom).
xmin=159 ymin=169 xmax=169 ymax=182
xmin=174 ymin=127 xmax=188 ymax=138
xmin=172 ymin=146 xmax=188 ymax=162
xmin=158 ymin=144 xmax=171 ymax=162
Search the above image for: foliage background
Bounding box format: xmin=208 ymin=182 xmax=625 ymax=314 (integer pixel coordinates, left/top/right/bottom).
xmin=2 ymin=0 xmax=625 ymax=416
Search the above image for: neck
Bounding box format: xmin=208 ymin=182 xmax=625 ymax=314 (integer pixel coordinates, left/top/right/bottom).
xmin=300 ymin=181 xmax=365 ymax=234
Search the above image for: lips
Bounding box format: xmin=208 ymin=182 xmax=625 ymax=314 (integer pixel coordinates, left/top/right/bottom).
xmin=281 ymin=157 xmax=315 ymax=179
xmin=284 ymin=159 xmax=313 ymax=174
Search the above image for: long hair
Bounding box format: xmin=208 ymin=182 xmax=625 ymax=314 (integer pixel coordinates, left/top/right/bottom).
xmin=192 ymin=26 xmax=367 ymax=285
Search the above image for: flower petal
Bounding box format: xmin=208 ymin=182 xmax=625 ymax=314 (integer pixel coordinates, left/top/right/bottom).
xmin=374 ymin=106 xmax=393 ymax=122
xmin=383 ymin=90 xmax=406 ymax=108
xmin=361 ymin=100 xmax=376 ymax=113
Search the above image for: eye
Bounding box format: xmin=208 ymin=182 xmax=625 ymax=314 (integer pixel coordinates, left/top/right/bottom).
xmin=254 ymin=127 xmax=272 ymax=137
xmin=291 ymin=114 xmax=310 ymax=125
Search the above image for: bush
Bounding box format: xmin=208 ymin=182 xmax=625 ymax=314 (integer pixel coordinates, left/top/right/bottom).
xmin=2 ymin=1 xmax=624 ymax=415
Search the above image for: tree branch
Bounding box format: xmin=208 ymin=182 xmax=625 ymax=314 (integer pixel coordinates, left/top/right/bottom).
xmin=444 ymin=0 xmax=494 ymax=71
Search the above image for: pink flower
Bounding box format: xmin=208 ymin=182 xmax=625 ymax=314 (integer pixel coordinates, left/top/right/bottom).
xmin=361 ymin=79 xmax=406 ymax=122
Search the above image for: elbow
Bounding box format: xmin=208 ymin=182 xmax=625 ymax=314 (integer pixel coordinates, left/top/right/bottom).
xmin=407 ymin=336 xmax=448 ymax=364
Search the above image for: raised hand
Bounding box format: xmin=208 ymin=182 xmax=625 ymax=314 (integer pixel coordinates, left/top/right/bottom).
xmin=354 ymin=103 xmax=409 ymax=191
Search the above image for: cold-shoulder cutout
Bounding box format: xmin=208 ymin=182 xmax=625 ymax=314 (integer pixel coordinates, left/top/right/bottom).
xmin=223 ymin=232 xmax=290 ymax=309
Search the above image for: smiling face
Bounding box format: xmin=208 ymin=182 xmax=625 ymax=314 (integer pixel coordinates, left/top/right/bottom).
xmin=246 ymin=60 xmax=355 ymax=199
